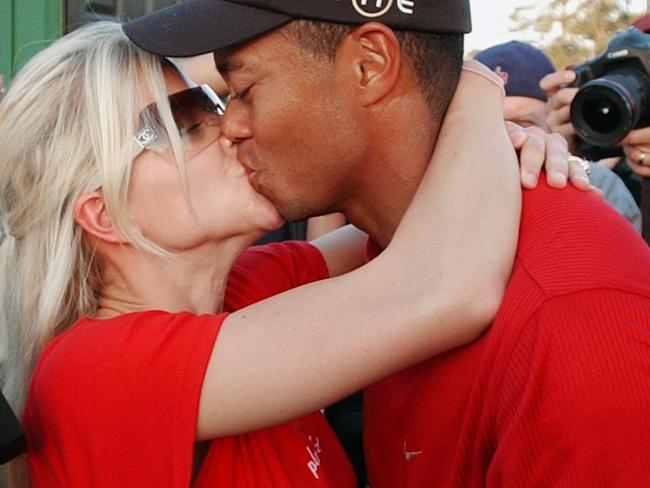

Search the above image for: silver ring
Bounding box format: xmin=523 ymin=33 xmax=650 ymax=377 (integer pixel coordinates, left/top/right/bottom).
xmin=638 ymin=152 xmax=646 ymax=165
xmin=567 ymin=155 xmax=590 ymax=176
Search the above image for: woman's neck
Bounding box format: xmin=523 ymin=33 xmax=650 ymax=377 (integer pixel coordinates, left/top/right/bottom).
xmin=94 ymin=237 xmax=253 ymax=319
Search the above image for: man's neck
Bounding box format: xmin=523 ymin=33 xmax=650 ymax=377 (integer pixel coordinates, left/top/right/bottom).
xmin=343 ymin=118 xmax=439 ymax=249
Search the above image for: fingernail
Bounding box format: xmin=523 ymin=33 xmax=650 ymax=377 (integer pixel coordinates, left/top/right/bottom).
xmin=553 ymin=171 xmax=567 ymax=184
xmin=577 ymin=176 xmax=590 ymax=185
xmin=525 ymin=173 xmax=537 ymax=186
xmin=514 ymin=133 xmax=527 ymax=146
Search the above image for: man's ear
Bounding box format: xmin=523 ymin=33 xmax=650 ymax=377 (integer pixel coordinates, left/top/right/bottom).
xmin=73 ymin=191 xmax=128 ymax=244
xmin=342 ymin=22 xmax=401 ymax=106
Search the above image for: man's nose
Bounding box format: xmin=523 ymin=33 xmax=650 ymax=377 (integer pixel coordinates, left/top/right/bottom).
xmin=221 ymin=101 xmax=252 ymax=143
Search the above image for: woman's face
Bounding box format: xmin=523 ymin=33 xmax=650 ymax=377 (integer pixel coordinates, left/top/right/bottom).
xmin=126 ymin=67 xmax=284 ymax=252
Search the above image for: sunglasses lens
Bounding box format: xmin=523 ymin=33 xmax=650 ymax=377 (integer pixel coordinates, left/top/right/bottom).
xmin=169 ymin=88 xmax=220 ymax=131
xmin=137 ymin=86 xmax=224 ymax=158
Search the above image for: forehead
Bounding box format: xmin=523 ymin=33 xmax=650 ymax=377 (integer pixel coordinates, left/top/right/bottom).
xmin=213 ymin=30 xmax=298 ymax=78
xmin=163 ymin=66 xmax=190 ymax=96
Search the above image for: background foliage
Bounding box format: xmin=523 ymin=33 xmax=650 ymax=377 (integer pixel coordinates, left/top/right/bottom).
xmin=470 ymin=0 xmax=647 ymax=70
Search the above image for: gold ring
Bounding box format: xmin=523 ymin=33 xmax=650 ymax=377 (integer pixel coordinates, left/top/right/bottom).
xmin=638 ymin=152 xmax=646 ymax=165
xmin=567 ymin=155 xmax=590 ymax=176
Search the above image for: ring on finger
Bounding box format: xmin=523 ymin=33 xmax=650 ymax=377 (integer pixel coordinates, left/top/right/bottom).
xmin=567 ymin=155 xmax=591 ymax=176
xmin=638 ymin=152 xmax=647 ymax=165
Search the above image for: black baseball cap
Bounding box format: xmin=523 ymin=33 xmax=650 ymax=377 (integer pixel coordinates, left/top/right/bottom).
xmin=123 ymin=0 xmax=472 ymax=57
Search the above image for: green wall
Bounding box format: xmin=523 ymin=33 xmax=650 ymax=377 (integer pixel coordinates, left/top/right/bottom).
xmin=0 ymin=0 xmax=62 ymax=86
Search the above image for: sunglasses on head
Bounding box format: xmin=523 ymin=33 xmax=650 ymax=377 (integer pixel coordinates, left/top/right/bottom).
xmin=134 ymin=84 xmax=227 ymax=159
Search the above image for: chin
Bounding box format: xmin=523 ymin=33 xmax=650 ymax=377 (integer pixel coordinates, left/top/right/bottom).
xmin=261 ymin=213 xmax=286 ymax=232
xmin=250 ymin=192 xmax=284 ymax=230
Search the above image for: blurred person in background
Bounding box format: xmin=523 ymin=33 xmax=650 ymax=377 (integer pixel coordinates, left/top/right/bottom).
xmin=476 ymin=40 xmax=642 ymax=233
xmin=541 ymin=14 xmax=650 ymax=206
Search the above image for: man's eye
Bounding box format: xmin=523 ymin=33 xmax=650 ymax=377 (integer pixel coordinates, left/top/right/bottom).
xmin=234 ymin=86 xmax=251 ymax=100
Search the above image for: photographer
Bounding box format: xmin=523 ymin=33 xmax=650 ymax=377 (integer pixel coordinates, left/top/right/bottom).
xmin=476 ymin=40 xmax=641 ymax=233
xmin=541 ymin=27 xmax=650 ymax=208
xmin=543 ymin=68 xmax=644 ymax=193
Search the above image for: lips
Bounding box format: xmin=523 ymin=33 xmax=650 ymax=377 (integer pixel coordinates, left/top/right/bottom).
xmin=236 ymin=151 xmax=261 ymax=185
xmin=238 ymin=160 xmax=261 ymax=190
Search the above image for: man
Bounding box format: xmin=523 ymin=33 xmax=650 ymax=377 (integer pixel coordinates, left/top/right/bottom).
xmin=124 ymin=1 xmax=650 ymax=486
xmin=475 ymin=40 xmax=642 ymax=233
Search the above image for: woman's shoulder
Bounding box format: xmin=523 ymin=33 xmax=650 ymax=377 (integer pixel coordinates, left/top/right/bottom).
xmin=24 ymin=312 xmax=225 ymax=486
xmin=30 ymin=310 xmax=225 ymax=404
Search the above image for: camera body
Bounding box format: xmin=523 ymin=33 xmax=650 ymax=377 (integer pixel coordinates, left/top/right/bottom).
xmin=570 ymin=27 xmax=650 ymax=160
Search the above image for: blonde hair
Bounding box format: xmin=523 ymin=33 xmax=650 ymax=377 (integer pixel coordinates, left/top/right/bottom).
xmin=0 ymin=21 xmax=188 ymax=486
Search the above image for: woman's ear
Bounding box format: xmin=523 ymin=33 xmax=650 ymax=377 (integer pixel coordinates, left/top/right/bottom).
xmin=73 ymin=191 xmax=128 ymax=243
xmin=343 ymin=22 xmax=402 ymax=106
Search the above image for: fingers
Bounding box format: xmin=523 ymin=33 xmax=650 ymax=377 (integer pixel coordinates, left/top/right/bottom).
xmin=518 ymin=126 xmax=551 ymax=188
xmin=510 ymin=123 xmax=594 ymax=191
xmin=619 ymin=126 xmax=650 ymax=146
xmin=623 ymin=146 xmax=650 ymax=177
xmin=566 ymin=155 xmax=592 ymax=191
xmin=618 ymin=126 xmax=650 ymax=176
xmin=626 ymin=158 xmax=650 ymax=177
xmin=546 ymin=106 xmax=577 ymax=139
xmin=546 ymin=86 xmax=579 ymax=111
xmin=544 ymin=88 xmax=578 ymax=143
xmin=541 ymin=131 xmax=575 ymax=189
xmin=506 ymin=121 xmax=528 ymax=150
xmin=540 ymin=70 xmax=576 ymax=97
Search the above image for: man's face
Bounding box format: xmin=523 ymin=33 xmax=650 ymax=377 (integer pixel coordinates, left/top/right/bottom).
xmin=503 ymin=95 xmax=550 ymax=132
xmin=214 ymin=30 xmax=365 ymax=222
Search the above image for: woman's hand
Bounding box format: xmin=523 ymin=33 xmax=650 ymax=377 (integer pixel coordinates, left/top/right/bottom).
xmin=507 ymin=122 xmax=591 ymax=191
xmin=464 ymin=63 xmax=590 ymax=191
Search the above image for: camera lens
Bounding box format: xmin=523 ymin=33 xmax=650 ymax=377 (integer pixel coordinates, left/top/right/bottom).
xmin=570 ymin=67 xmax=650 ymax=146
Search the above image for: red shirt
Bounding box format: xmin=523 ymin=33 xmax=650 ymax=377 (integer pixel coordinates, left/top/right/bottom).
xmin=365 ymin=180 xmax=650 ymax=487
xmin=24 ymin=242 xmax=356 ymax=487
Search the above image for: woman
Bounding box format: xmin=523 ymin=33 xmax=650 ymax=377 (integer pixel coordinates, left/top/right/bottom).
xmin=0 ymin=21 xmax=564 ymax=487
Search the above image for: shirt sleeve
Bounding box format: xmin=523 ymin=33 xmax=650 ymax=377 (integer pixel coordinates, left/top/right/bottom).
xmin=25 ymin=311 xmax=224 ymax=487
xmin=225 ymin=241 xmax=329 ymax=310
xmin=489 ymin=289 xmax=650 ymax=486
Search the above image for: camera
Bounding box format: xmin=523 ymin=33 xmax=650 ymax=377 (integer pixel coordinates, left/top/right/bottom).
xmin=570 ymin=27 xmax=650 ymax=160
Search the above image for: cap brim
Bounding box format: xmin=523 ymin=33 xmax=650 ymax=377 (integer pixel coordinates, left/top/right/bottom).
xmin=123 ymin=0 xmax=292 ymax=57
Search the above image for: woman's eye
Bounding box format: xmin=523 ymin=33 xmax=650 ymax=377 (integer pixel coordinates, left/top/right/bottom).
xmin=179 ymin=122 xmax=201 ymax=138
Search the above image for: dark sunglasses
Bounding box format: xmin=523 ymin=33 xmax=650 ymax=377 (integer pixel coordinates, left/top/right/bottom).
xmin=134 ymin=84 xmax=227 ymax=158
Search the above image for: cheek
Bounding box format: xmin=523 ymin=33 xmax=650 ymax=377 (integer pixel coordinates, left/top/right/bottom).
xmin=127 ymin=158 xmax=192 ymax=234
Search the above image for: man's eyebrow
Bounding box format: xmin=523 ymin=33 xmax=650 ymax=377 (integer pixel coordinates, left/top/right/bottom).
xmin=215 ymin=59 xmax=246 ymax=75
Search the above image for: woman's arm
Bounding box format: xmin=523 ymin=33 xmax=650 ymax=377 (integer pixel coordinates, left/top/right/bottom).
xmin=306 ymin=212 xmax=347 ymax=241
xmin=196 ymin=62 xmax=520 ymax=440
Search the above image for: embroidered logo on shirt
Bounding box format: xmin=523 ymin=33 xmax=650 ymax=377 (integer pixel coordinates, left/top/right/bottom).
xmin=403 ymin=441 xmax=423 ymax=460
xmin=307 ymin=436 xmax=323 ymax=479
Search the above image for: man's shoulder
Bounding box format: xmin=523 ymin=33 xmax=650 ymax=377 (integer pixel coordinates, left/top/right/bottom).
xmin=513 ymin=179 xmax=650 ymax=296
